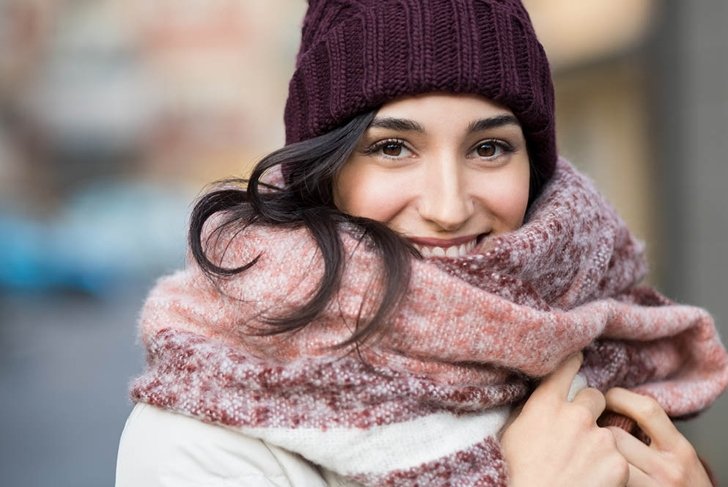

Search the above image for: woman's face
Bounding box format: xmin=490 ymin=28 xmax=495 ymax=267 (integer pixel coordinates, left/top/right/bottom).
xmin=334 ymin=93 xmax=531 ymax=257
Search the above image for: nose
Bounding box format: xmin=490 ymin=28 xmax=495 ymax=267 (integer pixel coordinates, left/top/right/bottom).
xmin=417 ymin=157 xmax=473 ymax=231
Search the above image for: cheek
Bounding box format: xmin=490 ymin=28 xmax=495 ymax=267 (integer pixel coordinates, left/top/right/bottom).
xmin=475 ymin=165 xmax=530 ymax=231
xmin=334 ymin=165 xmax=408 ymax=222
xmin=507 ymin=187 xmax=530 ymax=229
xmin=502 ymin=183 xmax=530 ymax=229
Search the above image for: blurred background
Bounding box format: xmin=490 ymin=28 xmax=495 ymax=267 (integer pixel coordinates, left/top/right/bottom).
xmin=0 ymin=0 xmax=726 ymax=485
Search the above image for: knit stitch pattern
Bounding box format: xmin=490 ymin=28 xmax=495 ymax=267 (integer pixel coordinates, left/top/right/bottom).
xmin=284 ymin=0 xmax=557 ymax=181
xmin=132 ymin=159 xmax=728 ymax=486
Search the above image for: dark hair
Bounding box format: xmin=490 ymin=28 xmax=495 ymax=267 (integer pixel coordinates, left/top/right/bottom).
xmin=189 ymin=110 xmax=418 ymax=347
xmin=189 ymin=109 xmax=547 ymax=347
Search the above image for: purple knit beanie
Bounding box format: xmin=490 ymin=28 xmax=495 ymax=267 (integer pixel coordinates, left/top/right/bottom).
xmin=284 ymin=0 xmax=557 ymax=182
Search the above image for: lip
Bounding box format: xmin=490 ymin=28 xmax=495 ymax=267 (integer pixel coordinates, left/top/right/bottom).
xmin=406 ymin=233 xmax=488 ymax=258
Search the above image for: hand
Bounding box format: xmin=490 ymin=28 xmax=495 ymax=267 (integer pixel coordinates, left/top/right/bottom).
xmin=501 ymin=354 xmax=629 ymax=487
xmin=605 ymin=388 xmax=712 ymax=487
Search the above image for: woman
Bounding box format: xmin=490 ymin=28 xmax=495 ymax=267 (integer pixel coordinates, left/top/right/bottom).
xmin=116 ymin=1 xmax=728 ymax=485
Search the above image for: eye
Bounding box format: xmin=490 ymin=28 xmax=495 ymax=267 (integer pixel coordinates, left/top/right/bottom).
xmin=470 ymin=139 xmax=513 ymax=160
xmin=381 ymin=141 xmax=404 ymax=157
xmin=365 ymin=139 xmax=413 ymax=159
xmin=476 ymin=142 xmax=498 ymax=157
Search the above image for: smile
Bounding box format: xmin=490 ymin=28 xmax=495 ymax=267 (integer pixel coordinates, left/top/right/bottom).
xmin=408 ymin=236 xmax=481 ymax=258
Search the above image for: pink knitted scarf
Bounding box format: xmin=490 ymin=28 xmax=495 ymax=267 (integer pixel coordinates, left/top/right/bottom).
xmin=131 ymin=159 xmax=728 ymax=486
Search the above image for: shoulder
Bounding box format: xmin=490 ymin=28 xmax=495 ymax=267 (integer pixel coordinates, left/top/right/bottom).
xmin=116 ymin=403 xmax=334 ymax=487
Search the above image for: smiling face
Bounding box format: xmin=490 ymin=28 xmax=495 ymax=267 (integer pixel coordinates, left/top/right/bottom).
xmin=334 ymin=93 xmax=531 ymax=257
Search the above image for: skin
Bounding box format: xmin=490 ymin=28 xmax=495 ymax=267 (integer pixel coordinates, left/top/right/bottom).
xmin=334 ymin=92 xmax=712 ymax=486
xmin=501 ymin=354 xmax=630 ymax=487
xmin=605 ymin=388 xmax=713 ymax=487
xmin=334 ymin=92 xmax=531 ymax=256
xmin=504 ymin=360 xmax=713 ymax=487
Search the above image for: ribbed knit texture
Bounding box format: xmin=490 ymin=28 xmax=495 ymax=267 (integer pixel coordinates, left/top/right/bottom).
xmin=131 ymin=159 xmax=728 ymax=486
xmin=284 ymin=0 xmax=557 ymax=180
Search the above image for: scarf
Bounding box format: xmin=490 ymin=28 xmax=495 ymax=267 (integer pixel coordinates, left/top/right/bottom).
xmin=131 ymin=158 xmax=728 ymax=486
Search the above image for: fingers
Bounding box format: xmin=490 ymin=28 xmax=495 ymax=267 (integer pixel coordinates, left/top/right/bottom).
xmin=566 ymin=370 xmax=588 ymax=401
xmin=527 ymin=353 xmax=606 ymax=423
xmin=626 ymin=463 xmax=657 ymax=487
xmin=607 ymin=414 xmax=712 ymax=487
xmin=531 ymin=352 xmax=584 ymax=402
xmin=608 ymin=426 xmax=660 ymax=476
xmin=605 ymin=388 xmax=682 ymax=450
xmin=571 ymin=387 xmax=607 ymax=420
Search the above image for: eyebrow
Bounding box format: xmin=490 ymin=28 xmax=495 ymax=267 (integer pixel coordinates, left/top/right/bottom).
xmin=368 ymin=117 xmax=425 ymax=132
xmin=368 ymin=114 xmax=520 ymax=134
xmin=467 ymin=115 xmax=520 ymax=132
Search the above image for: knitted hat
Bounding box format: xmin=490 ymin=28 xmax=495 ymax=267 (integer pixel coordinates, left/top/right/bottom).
xmin=284 ymin=0 xmax=557 ymax=181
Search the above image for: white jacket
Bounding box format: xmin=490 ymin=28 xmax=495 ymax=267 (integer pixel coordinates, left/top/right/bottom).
xmin=116 ymin=377 xmax=587 ymax=486
xmin=115 ymin=403 xmax=361 ymax=487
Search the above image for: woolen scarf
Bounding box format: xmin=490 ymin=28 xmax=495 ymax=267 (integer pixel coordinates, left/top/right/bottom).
xmin=131 ymin=159 xmax=728 ymax=486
